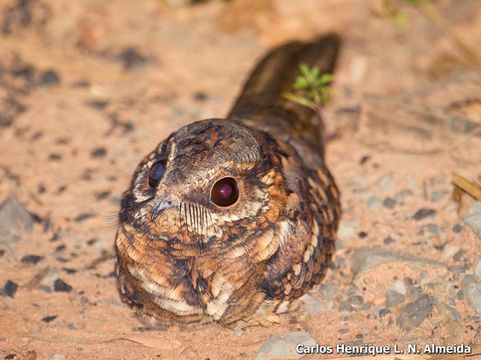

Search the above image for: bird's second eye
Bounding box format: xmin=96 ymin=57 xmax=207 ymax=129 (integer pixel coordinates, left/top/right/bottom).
xmin=148 ymin=160 xmax=166 ymax=187
xmin=211 ymin=177 xmax=239 ymax=207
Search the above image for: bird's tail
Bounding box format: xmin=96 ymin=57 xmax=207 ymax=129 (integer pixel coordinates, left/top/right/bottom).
xmin=227 ymin=33 xmax=341 ymax=154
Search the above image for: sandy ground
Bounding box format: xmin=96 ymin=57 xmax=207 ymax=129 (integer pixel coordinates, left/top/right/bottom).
xmin=1 ymin=0 xmax=481 ymax=359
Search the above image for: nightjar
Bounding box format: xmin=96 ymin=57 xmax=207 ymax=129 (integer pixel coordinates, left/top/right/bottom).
xmin=115 ymin=34 xmax=342 ymax=327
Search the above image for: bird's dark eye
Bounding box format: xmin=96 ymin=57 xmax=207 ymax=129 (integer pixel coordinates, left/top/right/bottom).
xmin=148 ymin=160 xmax=166 ymax=187
xmin=211 ymin=177 xmax=239 ymax=207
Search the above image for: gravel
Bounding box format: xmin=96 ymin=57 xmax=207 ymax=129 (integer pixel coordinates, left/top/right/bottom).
xmin=54 ymin=279 xmax=73 ymax=293
xmin=464 ymin=202 xmax=481 ymax=239
xmin=383 ymin=197 xmax=397 ymax=209
xmin=412 ymin=208 xmax=437 ymax=221
xmin=0 ymin=194 xmax=34 ymax=242
xmin=461 ymin=275 xmax=481 ymax=314
xmin=252 ymin=332 xmax=316 ymax=360
xmin=396 ymin=294 xmax=435 ymax=331
xmin=385 ymin=290 xmax=405 ymax=308
xmin=350 ymin=247 xmax=446 ymax=275
xmin=2 ymin=280 xmax=18 ymax=298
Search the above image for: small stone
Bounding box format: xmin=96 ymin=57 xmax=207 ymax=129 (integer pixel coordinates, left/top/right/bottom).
xmin=21 ymin=255 xmax=43 ymax=265
xmin=376 ymin=175 xmax=395 ymax=193
xmin=339 ymin=301 xmax=354 ymax=312
xmin=74 ymin=213 xmax=94 ymax=222
xmin=337 ymin=220 xmax=358 ymax=242
xmin=49 ymin=153 xmax=62 ymax=161
xmin=317 ymin=283 xmax=337 ymax=310
xmin=441 ymin=303 xmax=461 ymax=321
xmin=41 ymin=315 xmax=58 ymax=323
xmin=442 ymin=244 xmax=460 ymax=259
xmin=379 ymin=308 xmax=390 ymax=318
xmin=252 ymin=332 xmax=316 ymax=360
xmin=396 ymin=294 xmax=435 ymax=331
xmin=90 ymin=147 xmax=107 ymax=158
xmin=430 ymin=190 xmax=447 ymax=202
xmin=348 ymin=295 xmax=364 ymax=306
xmin=452 ymin=223 xmax=463 ymax=233
xmin=350 ymin=248 xmax=446 ymax=276
xmin=461 ymin=275 xmax=481 ymax=314
xmin=395 ymin=189 xmax=413 ymax=200
xmin=302 ymin=294 xmax=325 ymax=315
xmin=385 ymin=290 xmax=405 ymax=308
xmin=2 ymin=280 xmax=18 ymax=297
xmin=423 ymin=223 xmax=439 ymax=236
xmin=453 ymin=249 xmax=467 ymax=262
xmin=0 ymin=194 xmax=34 ymax=242
xmin=358 ymin=231 xmax=368 ymax=239
xmin=413 ymin=208 xmax=437 ymax=221
xmin=475 ymin=261 xmax=481 ymax=277
xmin=383 ymin=197 xmax=396 ymax=209
xmin=233 ymin=327 xmax=243 ymax=337
xmin=50 ymin=353 xmax=65 ymax=360
xmin=464 ymin=202 xmax=481 ymax=239
xmin=119 ymin=48 xmax=148 ymax=71
xmin=193 ymin=92 xmax=208 ymax=101
xmin=38 ymin=70 xmax=61 ymax=86
xmin=392 ymin=279 xmax=407 ymax=295
xmin=383 ymin=236 xmax=395 ymax=245
xmin=367 ymin=196 xmax=383 ymax=210
xmin=54 ymin=279 xmax=72 ymax=293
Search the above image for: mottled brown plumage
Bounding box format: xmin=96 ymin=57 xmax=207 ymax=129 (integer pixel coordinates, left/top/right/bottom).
xmin=115 ymin=34 xmax=342 ymax=327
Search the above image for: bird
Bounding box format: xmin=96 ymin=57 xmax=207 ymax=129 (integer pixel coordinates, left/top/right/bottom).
xmin=114 ymin=34 xmax=342 ymax=328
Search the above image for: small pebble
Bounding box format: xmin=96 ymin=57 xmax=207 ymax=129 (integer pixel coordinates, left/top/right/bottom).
xmin=475 ymin=261 xmax=481 ymax=277
xmin=424 ymin=223 xmax=439 ymax=236
xmin=430 ymin=190 xmax=446 ymax=202
xmin=383 ymin=236 xmax=395 ymax=245
xmin=21 ymin=254 xmax=43 ymax=265
xmin=383 ymin=197 xmax=396 ymax=209
xmin=413 ymin=208 xmax=437 ymax=221
xmin=90 ymin=147 xmax=107 ymax=158
xmin=453 ymin=249 xmax=467 ymax=262
xmin=54 ymin=279 xmax=72 ymax=293
xmin=395 ymin=189 xmax=413 ymax=200
xmin=2 ymin=280 xmax=18 ymax=298
xmin=252 ymin=332 xmax=316 ymax=360
xmin=464 ymin=202 xmax=481 ymax=239
xmin=376 ymin=175 xmax=395 ymax=193
xmin=193 ymin=92 xmax=208 ymax=101
xmin=39 ymin=70 xmax=61 ymax=86
xmin=462 ymin=275 xmax=481 ymax=314
xmin=50 ymin=353 xmax=65 ymax=360
xmin=396 ymin=294 xmax=435 ymax=331
xmin=442 ymin=244 xmax=460 ymax=259
xmin=233 ymin=327 xmax=243 ymax=337
xmin=452 ymin=224 xmax=463 ymax=233
xmin=367 ymin=196 xmax=383 ymax=210
xmin=379 ymin=308 xmax=391 ymax=318
xmin=74 ymin=213 xmax=94 ymax=222
xmin=386 ymin=290 xmax=405 ymax=308
xmin=119 ymin=47 xmax=148 ymax=71
xmin=337 ymin=220 xmax=358 ymax=241
xmin=339 ymin=301 xmax=354 ymax=312
xmin=41 ymin=315 xmax=58 ymax=323
xmin=348 ymin=295 xmax=364 ymax=306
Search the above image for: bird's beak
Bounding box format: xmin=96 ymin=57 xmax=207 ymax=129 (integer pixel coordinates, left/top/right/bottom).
xmin=151 ymin=196 xmax=178 ymax=221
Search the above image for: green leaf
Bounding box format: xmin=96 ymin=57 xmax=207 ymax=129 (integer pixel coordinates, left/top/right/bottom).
xmin=294 ymin=76 xmax=309 ymax=89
